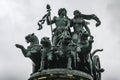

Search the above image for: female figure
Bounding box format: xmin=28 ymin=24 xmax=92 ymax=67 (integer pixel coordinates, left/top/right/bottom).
xmin=71 ymin=10 xmax=91 ymax=44
xmin=47 ymin=8 xmax=71 ymax=46
xmin=71 ymin=10 xmax=101 ymax=44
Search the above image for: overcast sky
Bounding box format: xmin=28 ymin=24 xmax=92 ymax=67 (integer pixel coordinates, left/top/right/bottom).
xmin=0 ymin=0 xmax=120 ymax=80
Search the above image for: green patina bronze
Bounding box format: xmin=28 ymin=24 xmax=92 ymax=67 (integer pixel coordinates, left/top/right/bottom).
xmin=15 ymin=4 xmax=104 ymax=80
xmin=15 ymin=33 xmax=42 ymax=74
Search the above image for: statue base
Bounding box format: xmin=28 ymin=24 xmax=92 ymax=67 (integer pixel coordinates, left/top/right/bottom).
xmin=28 ymin=69 xmax=93 ymax=80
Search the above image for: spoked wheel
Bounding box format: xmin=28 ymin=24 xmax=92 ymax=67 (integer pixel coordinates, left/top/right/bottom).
xmin=93 ymin=55 xmax=101 ymax=80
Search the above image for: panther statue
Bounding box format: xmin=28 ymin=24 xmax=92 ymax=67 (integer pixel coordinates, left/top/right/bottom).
xmin=38 ymin=37 xmax=52 ymax=71
xmin=15 ymin=33 xmax=42 ymax=75
xmin=76 ymin=31 xmax=94 ymax=75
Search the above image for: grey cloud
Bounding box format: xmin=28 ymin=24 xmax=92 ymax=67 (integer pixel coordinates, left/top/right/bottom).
xmin=0 ymin=75 xmax=26 ymax=80
xmin=107 ymin=0 xmax=120 ymax=36
xmin=1 ymin=0 xmax=120 ymax=80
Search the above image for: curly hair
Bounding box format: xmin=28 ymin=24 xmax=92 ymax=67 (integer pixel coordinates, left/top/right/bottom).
xmin=58 ymin=8 xmax=67 ymax=16
xmin=73 ymin=10 xmax=82 ymax=18
xmin=73 ymin=10 xmax=81 ymax=15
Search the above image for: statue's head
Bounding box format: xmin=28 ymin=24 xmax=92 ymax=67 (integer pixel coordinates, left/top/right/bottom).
xmin=81 ymin=31 xmax=89 ymax=41
xmin=62 ymin=36 xmax=72 ymax=45
xmin=25 ymin=33 xmax=39 ymax=44
xmin=58 ymin=8 xmax=67 ymax=16
xmin=40 ymin=37 xmax=51 ymax=47
xmin=73 ymin=10 xmax=81 ymax=18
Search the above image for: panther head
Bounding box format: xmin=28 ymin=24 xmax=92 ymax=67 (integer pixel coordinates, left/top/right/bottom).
xmin=62 ymin=36 xmax=72 ymax=46
xmin=40 ymin=37 xmax=51 ymax=47
xmin=25 ymin=33 xmax=39 ymax=44
xmin=81 ymin=31 xmax=89 ymax=41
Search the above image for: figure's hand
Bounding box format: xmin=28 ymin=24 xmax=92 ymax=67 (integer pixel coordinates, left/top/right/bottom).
xmin=26 ymin=52 xmax=31 ymax=57
xmin=84 ymin=21 xmax=90 ymax=25
xmin=15 ymin=44 xmax=23 ymax=49
xmin=47 ymin=11 xmax=51 ymax=16
xmin=37 ymin=22 xmax=43 ymax=30
xmin=90 ymin=35 xmax=94 ymax=39
xmin=89 ymin=35 xmax=94 ymax=42
xmin=96 ymin=21 xmax=101 ymax=27
xmin=52 ymin=28 xmax=56 ymax=32
xmin=47 ymin=55 xmax=52 ymax=61
xmin=65 ymin=27 xmax=68 ymax=30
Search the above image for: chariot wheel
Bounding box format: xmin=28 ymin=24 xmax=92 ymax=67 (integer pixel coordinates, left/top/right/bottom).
xmin=93 ymin=55 xmax=101 ymax=80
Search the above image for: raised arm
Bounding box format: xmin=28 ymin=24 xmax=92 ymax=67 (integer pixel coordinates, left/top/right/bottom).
xmin=82 ymin=20 xmax=91 ymax=36
xmin=84 ymin=24 xmax=91 ymax=36
xmin=81 ymin=14 xmax=101 ymax=27
xmin=46 ymin=15 xmax=56 ymax=25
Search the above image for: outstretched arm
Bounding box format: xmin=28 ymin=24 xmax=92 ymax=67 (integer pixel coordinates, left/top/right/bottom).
xmin=46 ymin=14 xmax=56 ymax=25
xmin=81 ymin=14 xmax=101 ymax=27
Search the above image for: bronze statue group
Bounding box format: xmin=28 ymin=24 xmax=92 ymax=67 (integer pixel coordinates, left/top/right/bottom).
xmin=15 ymin=5 xmax=104 ymax=80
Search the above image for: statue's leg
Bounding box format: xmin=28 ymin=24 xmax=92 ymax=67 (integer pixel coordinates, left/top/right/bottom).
xmin=72 ymin=33 xmax=78 ymax=43
xmin=38 ymin=53 xmax=45 ymax=72
xmin=52 ymin=35 xmax=55 ymax=46
xmin=38 ymin=60 xmax=44 ymax=72
xmin=89 ymin=56 xmax=93 ymax=76
xmin=76 ymin=46 xmax=81 ymax=53
xmin=67 ymin=54 xmax=72 ymax=70
xmin=71 ymin=51 xmax=76 ymax=69
xmin=52 ymin=35 xmax=58 ymax=46
xmin=47 ymin=52 xmax=53 ymax=68
xmin=86 ymin=55 xmax=93 ymax=76
xmin=31 ymin=63 xmax=37 ymax=75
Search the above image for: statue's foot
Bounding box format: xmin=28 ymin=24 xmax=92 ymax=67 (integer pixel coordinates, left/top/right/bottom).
xmin=38 ymin=27 xmax=41 ymax=30
xmin=97 ymin=68 xmax=104 ymax=73
xmin=67 ymin=67 xmax=72 ymax=70
xmin=38 ymin=68 xmax=43 ymax=72
xmin=37 ymin=26 xmax=42 ymax=30
xmin=91 ymin=73 xmax=94 ymax=78
xmin=30 ymin=73 xmax=35 ymax=76
xmin=15 ymin=44 xmax=23 ymax=48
